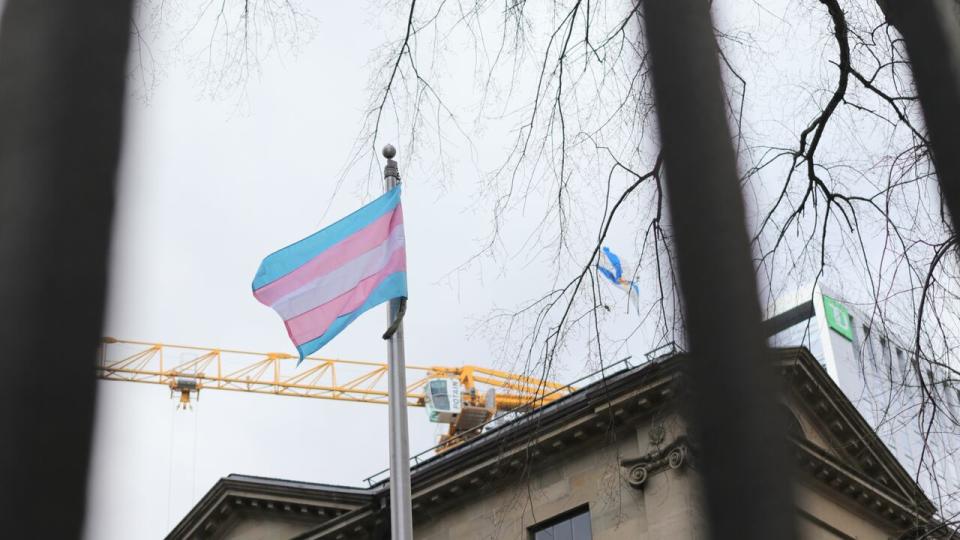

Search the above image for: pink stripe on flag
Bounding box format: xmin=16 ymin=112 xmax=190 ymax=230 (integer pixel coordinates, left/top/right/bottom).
xmin=285 ymin=248 xmax=407 ymax=345
xmin=253 ymin=205 xmax=403 ymax=306
xmin=254 ymin=207 xmax=404 ymax=305
xmin=271 ymin=228 xmax=405 ymax=320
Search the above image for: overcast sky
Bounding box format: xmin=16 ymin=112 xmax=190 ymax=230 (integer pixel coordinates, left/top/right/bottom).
xmin=82 ymin=3 xmax=654 ymax=538
xmin=58 ymin=0 xmax=920 ymax=537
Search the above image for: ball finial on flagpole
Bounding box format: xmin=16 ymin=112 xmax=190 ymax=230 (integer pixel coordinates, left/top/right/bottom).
xmin=382 ymin=144 xmax=400 ymax=185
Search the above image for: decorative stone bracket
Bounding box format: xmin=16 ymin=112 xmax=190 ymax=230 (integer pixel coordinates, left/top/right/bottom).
xmin=620 ymin=437 xmax=691 ymax=489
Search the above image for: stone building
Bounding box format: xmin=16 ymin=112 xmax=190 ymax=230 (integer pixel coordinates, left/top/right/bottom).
xmin=169 ymin=348 xmax=946 ymax=539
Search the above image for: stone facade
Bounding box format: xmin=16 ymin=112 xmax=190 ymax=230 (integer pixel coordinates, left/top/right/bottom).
xmin=171 ymin=348 xmax=947 ymax=539
xmin=415 ymin=412 xmax=698 ymax=540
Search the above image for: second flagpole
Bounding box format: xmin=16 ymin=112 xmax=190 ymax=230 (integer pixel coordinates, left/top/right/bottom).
xmin=382 ymin=144 xmax=414 ymax=539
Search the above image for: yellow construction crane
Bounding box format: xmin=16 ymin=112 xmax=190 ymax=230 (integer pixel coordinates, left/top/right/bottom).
xmin=97 ymin=338 xmax=574 ymax=451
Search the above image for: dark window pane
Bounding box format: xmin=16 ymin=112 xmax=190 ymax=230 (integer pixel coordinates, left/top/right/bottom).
xmin=428 ymin=380 xmax=449 ymax=410
xmin=532 ymin=509 xmax=591 ymax=540
xmin=571 ymin=512 xmax=592 ymax=540
xmin=555 ymin=520 xmax=573 ymax=540
xmin=534 ymin=528 xmax=555 ymax=540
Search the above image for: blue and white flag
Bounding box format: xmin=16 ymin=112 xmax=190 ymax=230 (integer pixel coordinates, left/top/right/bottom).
xmin=597 ymin=246 xmax=639 ymax=307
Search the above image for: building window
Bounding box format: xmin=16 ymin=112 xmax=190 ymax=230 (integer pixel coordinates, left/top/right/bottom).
xmin=879 ymin=336 xmax=894 ymax=375
xmin=427 ymin=379 xmax=450 ymax=410
xmin=860 ymin=325 xmax=877 ymax=369
xmin=530 ymin=506 xmax=592 ymax=540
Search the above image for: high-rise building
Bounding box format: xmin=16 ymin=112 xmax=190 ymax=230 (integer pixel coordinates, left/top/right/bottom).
xmin=767 ymin=284 xmax=960 ymax=511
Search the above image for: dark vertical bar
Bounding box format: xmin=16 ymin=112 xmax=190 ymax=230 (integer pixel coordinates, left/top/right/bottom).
xmin=881 ymin=0 xmax=960 ymax=235
xmin=641 ymin=1 xmax=796 ymax=539
xmin=0 ymin=0 xmax=133 ymax=535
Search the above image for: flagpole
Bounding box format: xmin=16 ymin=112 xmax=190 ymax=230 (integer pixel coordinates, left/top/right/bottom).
xmin=382 ymin=144 xmax=414 ymax=540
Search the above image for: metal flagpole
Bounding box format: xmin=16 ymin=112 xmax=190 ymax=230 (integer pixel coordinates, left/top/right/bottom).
xmin=382 ymin=144 xmax=414 ymax=539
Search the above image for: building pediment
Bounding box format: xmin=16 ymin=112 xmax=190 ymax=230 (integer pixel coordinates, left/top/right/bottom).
xmin=776 ymin=348 xmax=933 ymax=516
xmin=166 ymin=474 xmax=373 ymax=539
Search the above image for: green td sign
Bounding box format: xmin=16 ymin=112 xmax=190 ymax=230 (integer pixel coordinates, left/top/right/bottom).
xmin=822 ymin=295 xmax=853 ymax=341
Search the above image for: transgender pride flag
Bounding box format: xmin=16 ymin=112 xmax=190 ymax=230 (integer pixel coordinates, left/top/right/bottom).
xmin=252 ymin=186 xmax=407 ymax=360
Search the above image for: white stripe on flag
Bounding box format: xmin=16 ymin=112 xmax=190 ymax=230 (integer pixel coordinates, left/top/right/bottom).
xmin=271 ymin=226 xmax=406 ymax=320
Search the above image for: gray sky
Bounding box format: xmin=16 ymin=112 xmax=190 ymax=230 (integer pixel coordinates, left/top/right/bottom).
xmin=73 ymin=0 xmax=938 ymax=537
xmin=83 ymin=3 xmax=650 ymax=538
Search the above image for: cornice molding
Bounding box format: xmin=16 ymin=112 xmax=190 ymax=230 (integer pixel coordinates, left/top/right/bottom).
xmin=776 ymin=349 xmax=934 ymax=514
xmin=167 ymin=476 xmax=373 ymax=539
xmin=794 ymin=437 xmax=931 ymax=531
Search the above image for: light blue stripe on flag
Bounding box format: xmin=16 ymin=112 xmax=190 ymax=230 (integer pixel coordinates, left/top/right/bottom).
xmin=253 ymin=187 xmax=402 ymax=290
xmin=295 ymin=272 xmax=408 ymax=359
